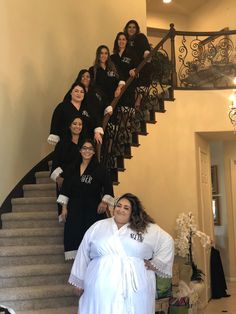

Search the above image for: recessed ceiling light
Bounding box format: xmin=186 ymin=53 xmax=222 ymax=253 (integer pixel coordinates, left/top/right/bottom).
xmin=163 ymin=0 xmax=172 ymax=3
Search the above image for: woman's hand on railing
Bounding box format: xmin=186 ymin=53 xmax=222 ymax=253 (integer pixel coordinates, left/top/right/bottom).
xmin=129 ymin=68 xmax=136 ymax=77
xmin=104 ymin=105 xmax=113 ymax=116
xmin=114 ymin=84 xmax=124 ymax=97
xmin=94 ymin=132 xmax=103 ymax=144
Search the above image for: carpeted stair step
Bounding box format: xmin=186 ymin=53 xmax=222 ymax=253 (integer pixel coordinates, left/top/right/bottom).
xmin=35 ymin=171 xmax=52 ymax=184
xmin=23 ymin=183 xmax=56 ymax=198
xmin=17 ymin=306 xmax=78 ymax=314
xmin=0 ymin=227 xmax=63 ymax=246
xmin=0 ymin=284 xmax=77 ymax=311
xmin=1 ymin=211 xmax=59 ymax=229
xmin=0 ymin=245 xmax=65 ymax=266
xmin=0 ymin=263 xmax=72 ymax=288
xmin=11 ymin=196 xmax=57 ymax=212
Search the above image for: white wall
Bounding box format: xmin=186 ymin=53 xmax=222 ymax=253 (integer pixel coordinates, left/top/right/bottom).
xmin=0 ymin=0 xmax=147 ymax=205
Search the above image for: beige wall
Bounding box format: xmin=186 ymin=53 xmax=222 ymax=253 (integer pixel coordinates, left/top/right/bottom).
xmin=147 ymin=10 xmax=188 ymax=30
xmin=0 ymin=0 xmax=147 ymax=205
xmin=114 ymin=90 xmax=235 ymax=280
xmin=189 ymin=0 xmax=236 ymax=30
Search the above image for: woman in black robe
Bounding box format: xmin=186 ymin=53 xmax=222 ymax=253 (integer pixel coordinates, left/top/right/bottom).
xmin=50 ymin=114 xmax=84 ymax=218
xmin=111 ymin=31 xmax=138 ymax=108
xmin=89 ymin=45 xmax=125 ymax=106
xmin=47 ymin=82 xmax=103 ymax=145
xmin=57 ymin=138 xmax=114 ymax=260
xmin=123 ymin=20 xmax=152 ymax=108
xmin=63 ymin=69 xmax=112 ymax=142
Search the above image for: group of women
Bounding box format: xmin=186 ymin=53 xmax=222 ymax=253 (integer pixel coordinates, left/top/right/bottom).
xmin=47 ymin=20 xmax=174 ymax=314
xmin=48 ymin=20 xmax=152 ymax=259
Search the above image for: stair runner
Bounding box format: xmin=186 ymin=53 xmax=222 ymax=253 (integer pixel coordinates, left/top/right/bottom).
xmin=0 ymin=171 xmax=78 ymax=313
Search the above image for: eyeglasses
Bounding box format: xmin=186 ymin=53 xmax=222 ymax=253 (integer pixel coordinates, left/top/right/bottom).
xmin=81 ymin=146 xmax=94 ymax=152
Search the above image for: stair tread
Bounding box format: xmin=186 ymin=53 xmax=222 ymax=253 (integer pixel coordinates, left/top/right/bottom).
xmin=0 ymin=244 xmax=64 ymax=257
xmin=35 ymin=171 xmax=51 ymax=177
xmin=0 ymin=284 xmax=74 ymax=301
xmin=17 ymin=306 xmax=78 ymax=314
xmin=12 ymin=196 xmax=56 ymax=204
xmin=23 ymin=183 xmax=56 ymax=191
xmin=1 ymin=212 xmax=58 ymax=221
xmin=0 ymin=263 xmax=71 ymax=278
xmin=0 ymin=227 xmax=63 ymax=237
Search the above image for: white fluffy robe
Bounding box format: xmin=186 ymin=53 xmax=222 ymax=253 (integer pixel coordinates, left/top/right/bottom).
xmin=69 ymin=218 xmax=174 ymax=314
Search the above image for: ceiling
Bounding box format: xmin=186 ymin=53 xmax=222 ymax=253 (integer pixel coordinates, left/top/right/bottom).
xmin=147 ymin=0 xmax=207 ymax=15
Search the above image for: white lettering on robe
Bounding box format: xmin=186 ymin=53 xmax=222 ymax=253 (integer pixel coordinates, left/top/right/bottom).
xmin=81 ymin=175 xmax=93 ymax=184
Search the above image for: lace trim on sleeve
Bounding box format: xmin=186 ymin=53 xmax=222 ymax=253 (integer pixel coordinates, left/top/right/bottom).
xmin=47 ymin=134 xmax=60 ymax=145
xmin=57 ymin=194 xmax=69 ymax=205
xmin=150 ymin=258 xmax=172 ymax=278
xmin=102 ymin=194 xmax=115 ymax=207
xmin=68 ymin=273 xmax=84 ymax=289
xmin=50 ymin=167 xmax=63 ymax=182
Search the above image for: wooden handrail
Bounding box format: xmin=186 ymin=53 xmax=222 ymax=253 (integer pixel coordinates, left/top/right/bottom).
xmin=199 ymin=27 xmax=229 ymax=47
xmin=175 ymin=29 xmax=236 ymax=37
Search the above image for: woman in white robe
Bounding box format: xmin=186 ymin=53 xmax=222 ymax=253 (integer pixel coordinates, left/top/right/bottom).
xmin=69 ymin=193 xmax=174 ymax=314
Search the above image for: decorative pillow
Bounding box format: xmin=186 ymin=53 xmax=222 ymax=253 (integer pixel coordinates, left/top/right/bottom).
xmin=156 ymin=275 xmax=172 ymax=299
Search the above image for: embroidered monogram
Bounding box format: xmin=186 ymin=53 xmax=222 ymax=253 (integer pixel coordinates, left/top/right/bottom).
xmin=122 ymin=57 xmax=131 ymax=64
xmin=82 ymin=110 xmax=89 ymax=117
xmin=130 ymin=232 xmax=144 ymax=242
xmin=95 ymin=93 xmax=102 ymax=102
xmin=107 ymin=71 xmax=116 ymax=77
xmin=81 ymin=175 xmax=93 ymax=184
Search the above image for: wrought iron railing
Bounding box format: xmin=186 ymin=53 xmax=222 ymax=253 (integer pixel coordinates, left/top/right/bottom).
xmin=98 ymin=24 xmax=236 ymax=180
xmin=174 ymin=28 xmax=236 ymax=89
xmin=99 ymin=26 xmax=175 ymax=178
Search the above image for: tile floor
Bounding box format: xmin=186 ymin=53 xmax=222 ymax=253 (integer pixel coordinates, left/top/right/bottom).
xmin=199 ymin=282 xmax=236 ymax=314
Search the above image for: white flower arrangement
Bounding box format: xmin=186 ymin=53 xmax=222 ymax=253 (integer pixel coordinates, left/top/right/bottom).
xmin=174 ymin=212 xmax=211 ymax=282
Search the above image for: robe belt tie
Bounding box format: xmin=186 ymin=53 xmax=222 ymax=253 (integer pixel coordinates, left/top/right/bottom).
xmin=121 ymin=257 xmax=139 ymax=314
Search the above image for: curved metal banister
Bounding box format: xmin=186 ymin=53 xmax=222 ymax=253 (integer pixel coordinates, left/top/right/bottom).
xmin=175 ymin=29 xmax=236 ymax=37
xmin=97 ymin=24 xmax=175 ymax=161
xmin=102 ymin=25 xmax=175 ymax=131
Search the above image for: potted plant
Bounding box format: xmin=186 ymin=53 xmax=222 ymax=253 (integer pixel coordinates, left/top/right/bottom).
xmin=174 ymin=212 xmax=211 ymax=282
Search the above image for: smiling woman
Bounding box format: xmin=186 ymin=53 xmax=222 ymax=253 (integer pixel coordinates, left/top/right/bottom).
xmin=57 ymin=138 xmax=114 ymax=260
xmin=69 ymin=193 xmax=174 ymax=314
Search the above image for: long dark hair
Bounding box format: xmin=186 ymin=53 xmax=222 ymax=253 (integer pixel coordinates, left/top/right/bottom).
xmin=75 ymin=69 xmax=91 ymax=86
xmin=67 ymin=114 xmax=84 ymax=140
xmin=68 ymin=81 xmax=86 ymax=96
xmin=113 ymin=32 xmax=128 ymax=54
xmin=63 ymin=71 xmax=89 ymax=102
xmin=116 ymin=193 xmax=155 ymax=233
xmin=123 ymin=20 xmax=140 ymax=38
xmin=93 ymin=45 xmax=118 ymax=81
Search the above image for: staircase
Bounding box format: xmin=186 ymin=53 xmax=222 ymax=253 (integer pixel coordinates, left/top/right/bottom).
xmin=0 ymin=171 xmax=78 ymax=313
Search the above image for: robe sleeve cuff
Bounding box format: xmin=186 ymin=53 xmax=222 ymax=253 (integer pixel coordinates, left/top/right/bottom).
xmin=50 ymin=167 xmax=63 ymax=182
xmin=94 ymin=127 xmax=104 ymax=135
xmin=118 ymin=80 xmax=126 ymax=85
xmin=47 ymin=134 xmax=60 ymax=145
xmin=57 ymin=194 xmax=69 ymax=205
xmin=68 ymin=273 xmax=84 ymax=289
xmin=104 ymin=105 xmax=113 ymax=115
xmin=151 ymin=258 xmax=173 ymax=278
xmin=102 ymin=194 xmax=115 ymax=207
